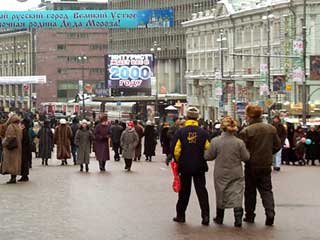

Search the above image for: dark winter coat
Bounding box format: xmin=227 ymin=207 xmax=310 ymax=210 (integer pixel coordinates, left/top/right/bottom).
xmin=110 ymin=123 xmax=123 ymax=145
xmin=54 ymin=124 xmax=72 ymax=160
xmin=21 ymin=127 xmax=32 ymax=177
xmin=134 ymin=124 xmax=144 ymax=158
xmin=205 ymin=132 xmax=250 ymax=209
xmin=144 ymin=125 xmax=157 ymax=157
xmin=160 ymin=127 xmax=170 ymax=155
xmin=305 ymin=130 xmax=320 ymax=160
xmin=75 ymin=128 xmax=94 ymax=164
xmin=38 ymin=126 xmax=53 ymax=159
xmin=173 ymin=120 xmax=210 ymax=175
xmin=120 ymin=128 xmax=139 ymax=159
xmin=272 ymin=122 xmax=287 ymax=145
xmin=239 ymin=119 xmax=281 ymax=168
xmin=71 ymin=123 xmax=79 ymax=147
xmin=94 ymin=123 xmax=111 ymax=162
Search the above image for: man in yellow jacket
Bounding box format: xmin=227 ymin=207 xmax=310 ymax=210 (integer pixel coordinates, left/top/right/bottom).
xmin=172 ymin=107 xmax=210 ymax=226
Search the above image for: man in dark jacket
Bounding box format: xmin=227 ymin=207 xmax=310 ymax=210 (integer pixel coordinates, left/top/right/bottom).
xmin=70 ymin=118 xmax=79 ymax=165
xmin=272 ymin=115 xmax=287 ymax=171
xmin=110 ymin=120 xmax=123 ymax=161
xmin=172 ymin=107 xmax=210 ymax=226
xmin=240 ymin=105 xmax=281 ymax=226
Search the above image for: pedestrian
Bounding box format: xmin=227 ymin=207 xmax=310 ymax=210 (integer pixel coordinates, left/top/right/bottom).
xmin=205 ymin=116 xmax=250 ymax=227
xmin=75 ymin=119 xmax=94 ymax=172
xmin=160 ymin=122 xmax=171 ymax=158
xmin=19 ymin=118 xmax=32 ymax=182
xmin=110 ymin=119 xmax=123 ymax=161
xmin=172 ymin=107 xmax=210 ymax=226
xmin=38 ymin=120 xmax=54 ymax=166
xmin=70 ymin=118 xmax=80 ymax=165
xmin=239 ymin=105 xmax=281 ymax=226
xmin=143 ymin=120 xmax=157 ymax=161
xmin=133 ymin=120 xmax=144 ymax=161
xmin=33 ymin=121 xmax=41 ymax=158
xmin=120 ymin=121 xmax=139 ymax=171
xmin=305 ymin=126 xmax=320 ymax=166
xmin=54 ymin=119 xmax=72 ymax=166
xmin=94 ymin=115 xmax=111 ymax=171
xmin=272 ymin=115 xmax=287 ymax=171
xmin=1 ymin=114 xmax=22 ymax=184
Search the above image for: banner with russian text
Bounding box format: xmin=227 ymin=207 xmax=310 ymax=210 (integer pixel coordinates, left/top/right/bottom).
xmin=0 ymin=9 xmax=174 ymax=29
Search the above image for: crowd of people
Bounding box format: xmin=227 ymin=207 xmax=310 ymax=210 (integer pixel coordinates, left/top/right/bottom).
xmin=0 ymin=105 xmax=319 ymax=229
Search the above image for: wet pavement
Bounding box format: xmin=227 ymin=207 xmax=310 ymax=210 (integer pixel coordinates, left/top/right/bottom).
xmin=1 ymin=146 xmax=320 ymax=240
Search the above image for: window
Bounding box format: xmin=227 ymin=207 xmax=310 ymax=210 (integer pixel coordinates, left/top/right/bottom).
xmin=57 ymin=44 xmax=66 ymax=50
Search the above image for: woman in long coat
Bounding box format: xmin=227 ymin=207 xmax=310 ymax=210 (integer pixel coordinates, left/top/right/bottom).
xmin=305 ymin=126 xmax=320 ymax=165
xmin=75 ymin=120 xmax=94 ymax=172
xmin=143 ymin=121 xmax=157 ymax=161
xmin=205 ymin=116 xmax=250 ymax=227
xmin=94 ymin=115 xmax=111 ymax=171
xmin=38 ymin=120 xmax=53 ymax=166
xmin=1 ymin=114 xmax=23 ymax=184
xmin=54 ymin=119 xmax=72 ymax=165
xmin=120 ymin=121 xmax=139 ymax=171
xmin=19 ymin=119 xmax=32 ymax=182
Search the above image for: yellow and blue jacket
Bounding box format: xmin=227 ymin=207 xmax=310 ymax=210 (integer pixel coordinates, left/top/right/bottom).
xmin=173 ymin=120 xmax=210 ymax=175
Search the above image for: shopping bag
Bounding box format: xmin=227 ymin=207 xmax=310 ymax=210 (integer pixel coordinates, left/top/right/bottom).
xmin=170 ymin=161 xmax=181 ymax=193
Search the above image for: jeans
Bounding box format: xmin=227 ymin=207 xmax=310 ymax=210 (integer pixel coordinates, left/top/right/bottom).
xmin=273 ymin=149 xmax=282 ymax=168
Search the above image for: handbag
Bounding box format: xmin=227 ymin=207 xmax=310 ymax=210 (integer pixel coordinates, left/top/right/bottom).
xmin=6 ymin=137 xmax=18 ymax=150
xmin=170 ymin=161 xmax=181 ymax=193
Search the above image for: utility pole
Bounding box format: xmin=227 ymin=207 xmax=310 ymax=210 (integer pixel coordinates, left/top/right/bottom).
xmin=302 ymin=0 xmax=307 ymax=126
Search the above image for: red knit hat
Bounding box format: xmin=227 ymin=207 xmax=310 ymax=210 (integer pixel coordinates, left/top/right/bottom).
xmin=127 ymin=121 xmax=134 ymax=127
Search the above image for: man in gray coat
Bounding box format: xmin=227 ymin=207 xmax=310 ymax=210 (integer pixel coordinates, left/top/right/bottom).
xmin=240 ymin=105 xmax=281 ymax=226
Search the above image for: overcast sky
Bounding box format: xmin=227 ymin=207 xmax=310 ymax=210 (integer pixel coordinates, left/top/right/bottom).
xmin=0 ymin=0 xmax=108 ymax=11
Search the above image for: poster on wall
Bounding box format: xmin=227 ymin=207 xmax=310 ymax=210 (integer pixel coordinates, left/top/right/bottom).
xmin=273 ymin=75 xmax=286 ymax=92
xmin=105 ymin=54 xmax=154 ymax=92
xmin=310 ymin=55 xmax=320 ymax=80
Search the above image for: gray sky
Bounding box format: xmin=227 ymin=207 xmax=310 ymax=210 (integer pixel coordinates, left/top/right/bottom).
xmin=0 ymin=0 xmax=108 ymax=10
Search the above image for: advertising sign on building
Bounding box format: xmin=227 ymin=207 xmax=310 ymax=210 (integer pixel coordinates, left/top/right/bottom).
xmin=310 ymin=55 xmax=320 ymax=80
xmin=105 ymin=54 xmax=154 ymax=93
xmin=273 ymin=75 xmax=286 ymax=92
xmin=0 ymin=9 xmax=174 ymax=29
xmin=292 ymin=39 xmax=304 ymax=82
xmin=0 ymin=75 xmax=46 ymax=84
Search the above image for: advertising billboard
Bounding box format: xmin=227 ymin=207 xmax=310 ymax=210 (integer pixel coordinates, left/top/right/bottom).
xmin=105 ymin=54 xmax=154 ymax=93
xmin=273 ymin=75 xmax=286 ymax=93
xmin=310 ymin=55 xmax=320 ymax=80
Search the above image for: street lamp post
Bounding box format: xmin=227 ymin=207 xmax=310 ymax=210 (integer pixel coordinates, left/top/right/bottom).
xmin=217 ymin=30 xmax=227 ymax=117
xmin=263 ymin=12 xmax=275 ymax=123
xmin=150 ymin=41 xmax=161 ymax=119
xmin=78 ymin=55 xmax=87 ymax=119
xmin=302 ymin=0 xmax=307 ymax=126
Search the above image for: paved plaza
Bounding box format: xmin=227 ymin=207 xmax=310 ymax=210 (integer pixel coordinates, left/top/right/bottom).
xmin=0 ymin=147 xmax=320 ymax=240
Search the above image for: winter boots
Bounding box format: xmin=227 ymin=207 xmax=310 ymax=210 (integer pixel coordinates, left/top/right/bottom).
xmin=234 ymin=207 xmax=243 ymax=227
xmin=7 ymin=175 xmax=17 ymax=184
xmin=213 ymin=208 xmax=224 ymax=225
xmin=80 ymin=164 xmax=89 ymax=172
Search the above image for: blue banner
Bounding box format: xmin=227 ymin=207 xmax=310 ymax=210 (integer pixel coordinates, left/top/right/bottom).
xmin=0 ymin=9 xmax=174 ymax=29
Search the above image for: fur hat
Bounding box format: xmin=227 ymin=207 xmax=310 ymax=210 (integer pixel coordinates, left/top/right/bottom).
xmin=245 ymin=105 xmax=263 ymax=119
xmin=146 ymin=120 xmax=152 ymax=126
xmin=81 ymin=119 xmax=89 ymax=125
xmin=60 ymin=119 xmax=67 ymax=124
xmin=186 ymin=107 xmax=200 ymax=120
xmin=221 ymin=116 xmax=238 ymax=133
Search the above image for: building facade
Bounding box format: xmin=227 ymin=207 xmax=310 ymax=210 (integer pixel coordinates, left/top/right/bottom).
xmin=0 ymin=30 xmax=34 ymax=111
xmin=35 ymin=0 xmax=109 ymax=105
xmin=183 ymin=0 xmax=320 ymax=121
xmin=108 ymin=0 xmax=217 ymax=96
